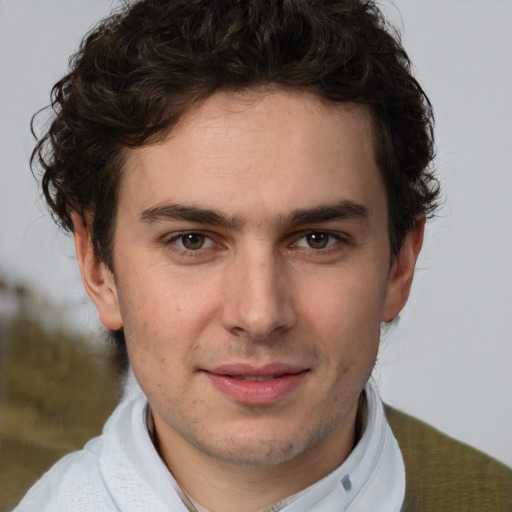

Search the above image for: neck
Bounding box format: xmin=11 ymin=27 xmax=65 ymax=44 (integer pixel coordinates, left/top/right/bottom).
xmin=152 ymin=396 xmax=366 ymax=512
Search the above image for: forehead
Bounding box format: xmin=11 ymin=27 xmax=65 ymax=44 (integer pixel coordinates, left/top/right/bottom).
xmin=119 ymin=90 xmax=384 ymax=225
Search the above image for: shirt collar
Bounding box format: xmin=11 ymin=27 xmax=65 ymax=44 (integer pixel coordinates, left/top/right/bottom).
xmin=144 ymin=379 xmax=405 ymax=512
xmin=278 ymin=380 xmax=405 ymax=512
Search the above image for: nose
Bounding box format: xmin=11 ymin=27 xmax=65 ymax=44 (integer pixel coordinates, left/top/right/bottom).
xmin=221 ymin=246 xmax=297 ymax=341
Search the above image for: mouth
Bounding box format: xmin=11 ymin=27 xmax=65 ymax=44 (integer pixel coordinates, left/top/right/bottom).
xmin=228 ymin=375 xmax=283 ymax=382
xmin=202 ymin=363 xmax=309 ymax=405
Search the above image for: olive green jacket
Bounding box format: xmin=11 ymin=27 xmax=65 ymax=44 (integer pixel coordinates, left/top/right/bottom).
xmin=385 ymin=407 xmax=512 ymax=512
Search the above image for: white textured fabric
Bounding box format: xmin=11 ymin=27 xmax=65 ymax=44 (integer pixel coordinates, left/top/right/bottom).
xmin=280 ymin=381 xmax=405 ymax=512
xmin=13 ymin=380 xmax=404 ymax=512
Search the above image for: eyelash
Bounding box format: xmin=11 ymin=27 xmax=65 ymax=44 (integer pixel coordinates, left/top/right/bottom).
xmin=163 ymin=230 xmax=348 ymax=255
xmin=163 ymin=231 xmax=217 ymax=253
xmin=290 ymin=231 xmax=347 ymax=251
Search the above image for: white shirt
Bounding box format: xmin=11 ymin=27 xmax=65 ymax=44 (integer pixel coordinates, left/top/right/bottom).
xmin=14 ymin=378 xmax=405 ymax=512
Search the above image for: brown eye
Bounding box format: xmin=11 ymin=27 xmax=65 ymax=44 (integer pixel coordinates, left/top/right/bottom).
xmin=180 ymin=233 xmax=206 ymax=250
xmin=306 ymin=232 xmax=330 ymax=249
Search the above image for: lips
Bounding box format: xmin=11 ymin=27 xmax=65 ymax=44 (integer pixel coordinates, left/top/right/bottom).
xmin=230 ymin=375 xmax=279 ymax=382
xmin=203 ymin=363 xmax=308 ymax=405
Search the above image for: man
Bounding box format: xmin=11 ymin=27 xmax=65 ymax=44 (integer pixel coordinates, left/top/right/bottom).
xmin=14 ymin=0 xmax=511 ymax=511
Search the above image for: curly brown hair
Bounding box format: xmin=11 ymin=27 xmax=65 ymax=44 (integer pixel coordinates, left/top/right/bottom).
xmin=32 ymin=0 xmax=439 ymax=270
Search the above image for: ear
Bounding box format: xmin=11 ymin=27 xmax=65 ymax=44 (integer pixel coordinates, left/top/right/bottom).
xmin=72 ymin=212 xmax=123 ymax=330
xmin=382 ymin=216 xmax=425 ymax=322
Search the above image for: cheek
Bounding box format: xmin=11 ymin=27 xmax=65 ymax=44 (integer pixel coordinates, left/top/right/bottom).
xmin=117 ymin=270 xmax=220 ymax=361
xmin=120 ymin=265 xmax=213 ymax=322
xmin=299 ymin=268 xmax=386 ymax=363
xmin=304 ymin=266 xmax=388 ymax=326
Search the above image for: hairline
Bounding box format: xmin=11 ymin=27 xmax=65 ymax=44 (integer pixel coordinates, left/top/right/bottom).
xmin=82 ymin=87 xmax=404 ymax=270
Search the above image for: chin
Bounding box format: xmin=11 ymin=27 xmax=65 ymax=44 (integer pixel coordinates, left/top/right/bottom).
xmin=192 ymin=420 xmax=334 ymax=468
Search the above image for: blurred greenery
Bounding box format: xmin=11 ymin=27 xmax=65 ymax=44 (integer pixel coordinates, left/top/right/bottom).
xmin=0 ymin=279 xmax=122 ymax=511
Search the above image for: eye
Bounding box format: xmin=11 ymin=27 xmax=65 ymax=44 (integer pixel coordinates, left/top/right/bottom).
xmin=170 ymin=232 xmax=214 ymax=251
xmin=294 ymin=231 xmax=340 ymax=250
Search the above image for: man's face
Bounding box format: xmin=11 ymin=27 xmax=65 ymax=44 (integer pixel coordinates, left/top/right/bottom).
xmin=80 ymin=90 xmax=419 ymax=471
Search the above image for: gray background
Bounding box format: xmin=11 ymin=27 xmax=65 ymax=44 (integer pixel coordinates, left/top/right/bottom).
xmin=1 ymin=0 xmax=511 ymax=467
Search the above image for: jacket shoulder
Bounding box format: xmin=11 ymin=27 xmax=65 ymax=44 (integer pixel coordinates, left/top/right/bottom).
xmin=385 ymin=405 xmax=512 ymax=512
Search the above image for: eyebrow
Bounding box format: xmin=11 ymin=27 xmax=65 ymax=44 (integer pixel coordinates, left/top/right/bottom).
xmin=140 ymin=204 xmax=244 ymax=228
xmin=288 ymin=202 xmax=370 ymax=225
xmin=139 ymin=200 xmax=370 ymax=228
